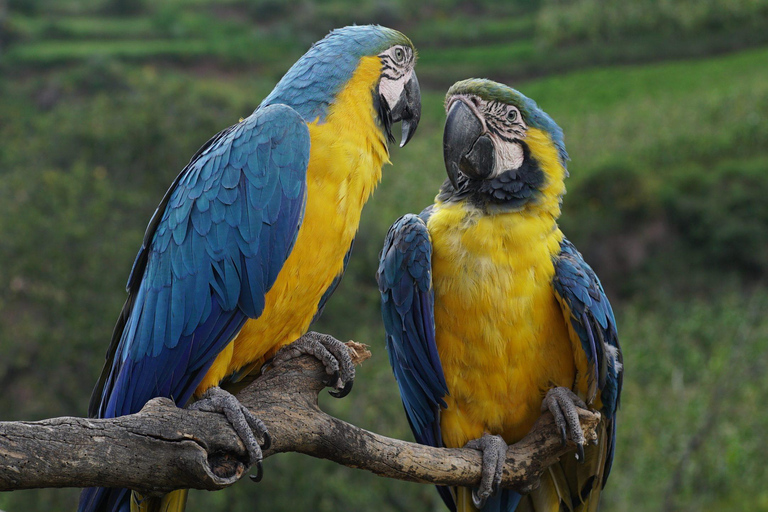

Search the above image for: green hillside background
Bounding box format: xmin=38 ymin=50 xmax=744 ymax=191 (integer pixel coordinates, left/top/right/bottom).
xmin=2 ymin=0 xmax=768 ymax=510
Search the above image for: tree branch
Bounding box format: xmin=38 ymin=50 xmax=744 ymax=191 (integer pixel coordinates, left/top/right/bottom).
xmin=0 ymin=338 xmax=600 ymax=496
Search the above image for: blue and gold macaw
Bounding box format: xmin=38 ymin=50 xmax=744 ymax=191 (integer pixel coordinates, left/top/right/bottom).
xmin=378 ymin=79 xmax=622 ymax=512
xmin=79 ymin=25 xmax=421 ymax=512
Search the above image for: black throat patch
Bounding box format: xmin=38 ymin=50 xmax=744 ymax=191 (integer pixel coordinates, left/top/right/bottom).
xmin=437 ymin=141 xmax=546 ymax=212
xmin=374 ymin=89 xmax=396 ymax=145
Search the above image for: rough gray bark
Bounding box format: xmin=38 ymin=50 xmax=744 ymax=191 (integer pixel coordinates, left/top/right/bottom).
xmin=0 ymin=340 xmax=600 ymax=496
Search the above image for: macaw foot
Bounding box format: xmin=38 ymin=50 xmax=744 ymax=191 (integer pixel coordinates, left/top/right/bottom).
xmin=542 ymin=387 xmax=588 ymax=462
xmin=271 ymin=331 xmax=355 ymax=398
xmin=464 ymin=433 xmax=508 ymax=509
xmin=189 ymin=386 xmax=271 ymax=482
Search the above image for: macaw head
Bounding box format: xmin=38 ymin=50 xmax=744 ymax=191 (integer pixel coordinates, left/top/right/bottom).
xmin=369 ymin=29 xmax=421 ymax=147
xmin=439 ymin=78 xmax=568 ymax=214
xmin=263 ymin=25 xmax=421 ymax=147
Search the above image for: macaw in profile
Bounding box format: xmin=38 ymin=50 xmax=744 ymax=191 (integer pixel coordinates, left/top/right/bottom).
xmin=378 ymin=79 xmax=622 ymax=512
xmin=79 ymin=25 xmax=421 ymax=512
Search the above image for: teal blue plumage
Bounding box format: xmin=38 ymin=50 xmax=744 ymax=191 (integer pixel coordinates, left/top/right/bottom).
xmin=79 ymin=105 xmax=310 ymax=512
xmin=377 ymin=212 xmax=453 ymax=508
xmin=92 ymin=104 xmax=309 ymax=419
xmin=553 ymin=239 xmax=622 ymax=484
xmin=80 ymin=25 xmax=416 ymax=512
xmin=378 ymin=211 xmax=447 ymax=445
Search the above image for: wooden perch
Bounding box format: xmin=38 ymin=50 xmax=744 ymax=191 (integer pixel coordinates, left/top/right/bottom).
xmin=0 ymin=338 xmax=600 ymax=496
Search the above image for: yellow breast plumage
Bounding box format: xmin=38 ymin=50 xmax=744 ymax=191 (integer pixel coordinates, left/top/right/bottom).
xmin=197 ymin=57 xmax=389 ymax=393
xmin=428 ymin=201 xmax=575 ymax=446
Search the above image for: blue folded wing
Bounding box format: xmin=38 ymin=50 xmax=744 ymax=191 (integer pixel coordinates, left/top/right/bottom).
xmin=89 ymin=103 xmax=311 ymax=419
xmin=377 ymin=211 xmax=453 ymax=510
xmin=552 ymin=237 xmax=623 ymax=483
xmin=378 ymin=212 xmax=448 ymax=448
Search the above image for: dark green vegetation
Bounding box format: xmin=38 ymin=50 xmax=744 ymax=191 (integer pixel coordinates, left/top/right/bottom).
xmin=2 ymin=1 xmax=768 ymax=511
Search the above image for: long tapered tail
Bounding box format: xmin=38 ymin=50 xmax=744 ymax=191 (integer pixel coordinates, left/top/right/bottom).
xmin=455 ymin=487 xmax=523 ymax=512
xmin=78 ymin=488 xmax=188 ymax=512
xmin=132 ymin=490 xmax=188 ymax=512
xmin=78 ymin=487 xmax=131 ymax=512
xmin=516 ymin=421 xmax=610 ymax=512
xmin=452 ymin=419 xmax=611 ymax=512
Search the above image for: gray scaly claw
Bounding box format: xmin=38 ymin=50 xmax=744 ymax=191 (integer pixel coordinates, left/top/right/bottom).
xmin=542 ymin=387 xmax=588 ymax=463
xmin=272 ymin=331 xmax=355 ymax=398
xmin=464 ymin=433 xmax=508 ymax=508
xmin=189 ymin=386 xmax=270 ymax=472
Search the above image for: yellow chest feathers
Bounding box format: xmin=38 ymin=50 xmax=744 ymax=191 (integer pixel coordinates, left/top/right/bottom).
xmin=427 ymin=203 xmax=576 ymax=444
xmin=197 ymin=56 xmax=389 ymax=393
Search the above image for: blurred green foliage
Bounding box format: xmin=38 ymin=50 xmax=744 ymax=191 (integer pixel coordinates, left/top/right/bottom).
xmin=663 ymin=157 xmax=768 ymax=274
xmin=538 ymin=0 xmax=768 ymax=46
xmin=7 ymin=0 xmax=768 ymax=81
xmin=608 ymin=289 xmax=768 ymax=512
xmin=1 ymin=0 xmax=768 ymax=511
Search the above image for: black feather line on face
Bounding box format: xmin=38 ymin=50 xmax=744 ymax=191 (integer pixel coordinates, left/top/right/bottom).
xmin=374 ymin=89 xmax=396 ymax=145
xmin=437 ymin=141 xmax=545 ymax=212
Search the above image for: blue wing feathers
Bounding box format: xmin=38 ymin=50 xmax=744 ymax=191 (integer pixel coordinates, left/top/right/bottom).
xmin=90 ymin=104 xmax=311 ymax=423
xmin=378 ymin=212 xmax=455 ymax=512
xmin=221 ymin=162 xmax=240 ymax=189
xmin=377 ymin=213 xmax=448 ymax=444
xmin=86 ymin=69 xmax=354 ymax=505
xmin=552 ymin=237 xmax=623 ymax=485
xmin=266 ymin=183 xmax=283 ymax=223
xmin=552 ymin=238 xmax=621 ymax=412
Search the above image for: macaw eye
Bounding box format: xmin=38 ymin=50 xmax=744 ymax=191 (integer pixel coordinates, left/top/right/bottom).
xmin=394 ymin=48 xmax=405 ymax=63
xmin=507 ymin=108 xmax=518 ymax=122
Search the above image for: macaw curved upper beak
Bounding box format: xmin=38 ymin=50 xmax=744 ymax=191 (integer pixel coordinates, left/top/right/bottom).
xmin=389 ymin=72 xmax=421 ymax=147
xmin=443 ymin=99 xmax=495 ymax=189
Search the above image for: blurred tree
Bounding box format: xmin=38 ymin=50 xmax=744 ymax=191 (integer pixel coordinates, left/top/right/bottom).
xmin=103 ymin=0 xmax=144 ymax=15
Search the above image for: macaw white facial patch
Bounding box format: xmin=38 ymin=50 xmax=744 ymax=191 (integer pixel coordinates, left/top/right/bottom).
xmin=379 ymin=45 xmax=414 ymax=111
xmin=494 ymin=140 xmax=525 ymax=175
xmin=379 ymin=74 xmax=406 ymax=110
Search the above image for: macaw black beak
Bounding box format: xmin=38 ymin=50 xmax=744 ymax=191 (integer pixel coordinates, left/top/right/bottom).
xmin=443 ymin=99 xmax=495 ymax=189
xmin=389 ymin=72 xmax=421 ymax=147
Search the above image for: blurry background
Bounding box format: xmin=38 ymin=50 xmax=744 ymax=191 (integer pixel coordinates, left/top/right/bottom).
xmin=2 ymin=0 xmax=768 ymax=510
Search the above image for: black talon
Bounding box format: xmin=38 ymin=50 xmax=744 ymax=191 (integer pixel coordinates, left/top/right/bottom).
xmin=249 ymin=461 xmax=264 ymax=483
xmin=472 ymin=489 xmax=487 ymax=509
xmin=576 ymin=443 xmax=585 ymax=463
xmin=261 ymin=431 xmax=271 ymax=450
xmin=560 ymin=425 xmax=567 ymax=447
xmin=329 ymin=379 xmax=353 ymax=398
xmin=326 ymin=370 xmax=340 ymax=388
